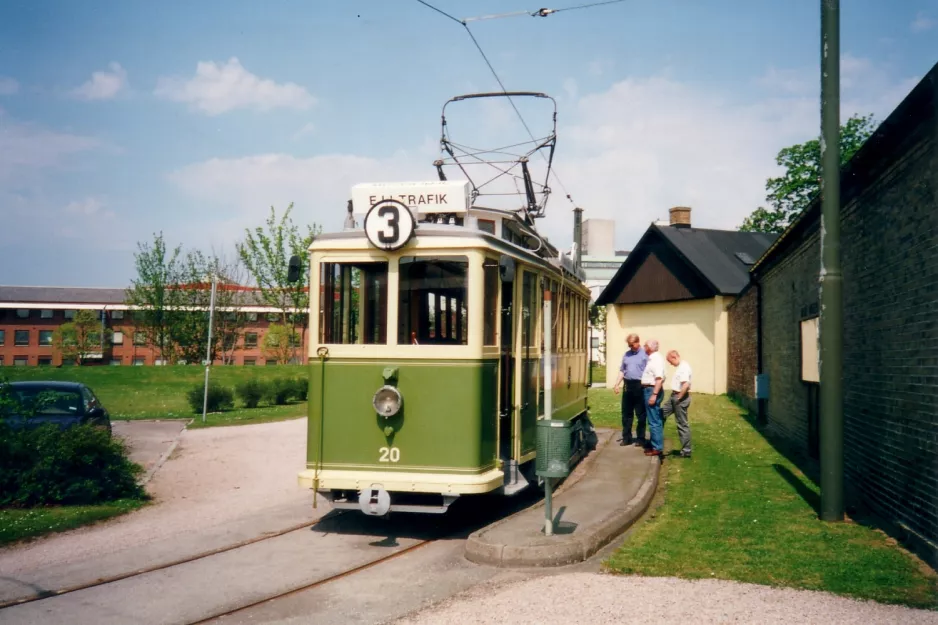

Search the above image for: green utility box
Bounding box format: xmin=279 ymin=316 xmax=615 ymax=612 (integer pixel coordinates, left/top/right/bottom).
xmin=536 ymin=418 xmax=572 ymax=478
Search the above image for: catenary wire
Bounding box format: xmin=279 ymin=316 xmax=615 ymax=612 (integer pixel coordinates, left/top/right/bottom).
xmin=415 ymin=0 xmax=578 ymax=209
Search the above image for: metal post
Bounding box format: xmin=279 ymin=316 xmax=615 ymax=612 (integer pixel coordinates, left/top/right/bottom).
xmin=543 ymin=289 xmax=553 ymax=536
xmin=573 ymin=207 xmax=583 ymax=271
xmin=819 ymin=0 xmax=844 ymax=522
xmin=201 ymin=274 xmax=218 ymax=424
xmin=101 ymin=306 xmax=106 ymax=361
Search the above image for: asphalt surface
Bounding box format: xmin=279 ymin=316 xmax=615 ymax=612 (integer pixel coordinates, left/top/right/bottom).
xmin=112 ymin=419 xmax=188 ymax=483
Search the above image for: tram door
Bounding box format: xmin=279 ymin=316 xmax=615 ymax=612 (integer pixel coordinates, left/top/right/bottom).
xmin=519 ymin=272 xmax=539 ymax=455
xmin=498 ymin=278 xmax=514 ymax=461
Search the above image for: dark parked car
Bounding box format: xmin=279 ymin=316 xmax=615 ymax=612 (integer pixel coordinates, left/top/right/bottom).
xmin=0 ymin=381 xmax=112 ymax=436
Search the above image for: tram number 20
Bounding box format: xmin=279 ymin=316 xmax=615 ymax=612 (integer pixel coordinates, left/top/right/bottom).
xmin=378 ymin=446 xmax=401 ymax=463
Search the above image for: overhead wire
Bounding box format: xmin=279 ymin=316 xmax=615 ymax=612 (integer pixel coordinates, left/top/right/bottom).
xmin=415 ymin=0 xmax=579 ymax=211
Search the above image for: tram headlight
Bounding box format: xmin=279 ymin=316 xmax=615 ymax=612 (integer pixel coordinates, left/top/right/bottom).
xmin=373 ymin=385 xmax=402 ymax=418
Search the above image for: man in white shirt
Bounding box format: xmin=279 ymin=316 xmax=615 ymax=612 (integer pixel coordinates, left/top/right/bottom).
xmin=663 ymin=350 xmax=692 ymax=458
xmin=640 ymin=339 xmax=666 ymax=457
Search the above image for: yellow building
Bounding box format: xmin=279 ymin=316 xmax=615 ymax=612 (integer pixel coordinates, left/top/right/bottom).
xmin=595 ymin=207 xmax=776 ymax=395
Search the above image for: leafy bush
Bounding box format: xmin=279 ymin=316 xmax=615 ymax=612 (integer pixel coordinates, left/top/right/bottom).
xmin=265 ymin=378 xmax=293 ymax=406
xmin=186 ymin=383 xmax=234 ymax=414
xmin=291 ymin=377 xmax=309 ymax=401
xmin=236 ymin=378 xmax=267 ymax=409
xmin=0 ymin=422 xmax=147 ymax=507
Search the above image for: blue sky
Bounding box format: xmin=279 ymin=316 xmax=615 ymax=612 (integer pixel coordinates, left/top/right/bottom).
xmin=1 ymin=0 xmax=936 ymax=287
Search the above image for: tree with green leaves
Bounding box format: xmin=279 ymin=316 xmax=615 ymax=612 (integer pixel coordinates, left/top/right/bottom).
xmin=176 ymin=250 xmax=250 ymax=365
xmin=236 ymin=204 xmax=321 ymax=363
xmin=125 ymin=232 xmax=185 ymax=364
xmin=52 ymin=310 xmax=113 ymax=366
xmin=263 ymin=323 xmax=300 ymax=365
xmin=210 ymin=255 xmax=250 ymax=365
xmin=740 ymin=113 xmax=877 ymax=233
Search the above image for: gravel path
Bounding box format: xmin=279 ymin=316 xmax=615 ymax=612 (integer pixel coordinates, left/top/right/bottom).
xmin=0 ymin=417 xmax=313 ymax=575
xmin=394 ymin=572 xmax=938 ymax=624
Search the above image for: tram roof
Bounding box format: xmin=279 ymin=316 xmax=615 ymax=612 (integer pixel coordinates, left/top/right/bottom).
xmin=312 ymin=221 xmax=588 ymax=289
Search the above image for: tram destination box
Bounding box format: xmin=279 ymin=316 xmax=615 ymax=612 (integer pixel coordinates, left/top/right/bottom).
xmin=351 ymin=180 xmax=471 ymax=216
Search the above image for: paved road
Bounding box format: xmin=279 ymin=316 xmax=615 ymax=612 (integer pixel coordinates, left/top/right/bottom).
xmin=0 ymin=494 xmax=579 ymax=625
xmin=0 ymin=419 xmax=313 ymax=607
xmin=112 ymin=419 xmax=188 ymax=481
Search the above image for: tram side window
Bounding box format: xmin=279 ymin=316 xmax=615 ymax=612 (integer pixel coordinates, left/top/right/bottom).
xmin=320 ymin=262 xmax=388 ymax=345
xmin=399 ymin=256 xmax=469 ymax=345
xmin=483 ymin=259 xmax=498 ymax=346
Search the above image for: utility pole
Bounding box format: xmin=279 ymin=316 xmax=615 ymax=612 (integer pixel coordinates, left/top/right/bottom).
xmin=819 ymin=0 xmax=844 ymax=522
xmin=201 ymin=274 xmax=218 ymax=424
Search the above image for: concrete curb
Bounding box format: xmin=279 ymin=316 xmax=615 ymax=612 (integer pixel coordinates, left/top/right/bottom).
xmin=465 ymin=445 xmax=660 ymax=568
xmin=138 ymin=420 xmax=191 ymax=486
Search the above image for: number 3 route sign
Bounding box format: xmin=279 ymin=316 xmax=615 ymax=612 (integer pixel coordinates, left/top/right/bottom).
xmin=364 ymin=199 xmax=416 ymax=251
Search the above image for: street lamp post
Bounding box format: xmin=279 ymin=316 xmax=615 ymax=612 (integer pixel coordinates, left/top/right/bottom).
xmin=201 ymin=274 xmax=218 ymax=424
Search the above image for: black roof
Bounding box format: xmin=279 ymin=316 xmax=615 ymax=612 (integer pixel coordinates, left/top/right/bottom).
xmin=595 ymin=225 xmax=777 ymax=305
xmin=656 ymin=226 xmax=777 ymax=294
xmin=0 ymin=286 xmax=128 ymax=305
xmin=0 ymin=285 xmax=277 ymax=309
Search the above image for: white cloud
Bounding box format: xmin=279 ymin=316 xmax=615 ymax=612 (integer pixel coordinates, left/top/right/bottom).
xmin=588 ymin=59 xmax=611 ymax=77
xmin=64 ymin=197 xmax=110 ymax=216
xmin=911 ymin=12 xmax=935 ymax=32
xmin=292 ymin=122 xmax=316 ymax=141
xmin=0 ymin=111 xmax=102 ymax=180
xmin=166 ymin=152 xmax=429 ymax=247
xmin=167 ymin=55 xmax=919 ymax=257
xmin=71 ymin=62 xmax=127 ymax=100
xmin=756 ymin=67 xmax=812 ymax=95
xmin=531 ymin=56 xmax=919 ymax=250
xmin=757 ymin=55 xmax=919 ymax=121
xmin=0 ymin=77 xmax=18 ymax=96
xmin=155 ymin=57 xmax=316 ymax=115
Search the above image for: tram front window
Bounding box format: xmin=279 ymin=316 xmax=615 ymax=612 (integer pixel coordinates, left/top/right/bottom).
xmin=320 ymin=262 xmax=388 ymax=344
xmin=398 ymin=256 xmax=469 ymax=345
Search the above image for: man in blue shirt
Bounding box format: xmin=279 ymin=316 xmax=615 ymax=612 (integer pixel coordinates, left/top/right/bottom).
xmin=612 ymin=333 xmax=648 ymax=447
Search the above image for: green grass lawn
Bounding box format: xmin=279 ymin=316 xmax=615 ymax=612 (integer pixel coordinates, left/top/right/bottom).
xmin=590 ymin=364 xmax=606 ymax=384
xmin=0 ymin=499 xmax=146 ymax=547
xmin=3 ymin=365 xmax=308 ymax=425
xmin=589 ymin=389 xmax=938 ymax=610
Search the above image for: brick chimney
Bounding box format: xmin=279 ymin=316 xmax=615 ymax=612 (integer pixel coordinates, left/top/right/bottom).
xmin=669 ymin=206 xmax=691 ymax=228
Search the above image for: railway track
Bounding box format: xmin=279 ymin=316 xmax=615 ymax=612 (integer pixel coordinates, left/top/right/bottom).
xmin=0 ymin=516 xmax=326 ymax=610
xmin=0 ymin=507 xmax=460 ymax=625
xmin=187 ymin=537 xmax=433 ymax=624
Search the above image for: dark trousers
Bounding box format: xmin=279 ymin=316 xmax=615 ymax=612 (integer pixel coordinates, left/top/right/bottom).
xmin=621 ymin=380 xmax=646 ymax=442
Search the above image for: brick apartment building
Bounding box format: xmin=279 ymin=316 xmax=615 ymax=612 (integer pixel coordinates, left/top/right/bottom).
xmin=728 ymin=61 xmax=938 ymax=569
xmin=0 ymin=285 xmax=307 ymax=367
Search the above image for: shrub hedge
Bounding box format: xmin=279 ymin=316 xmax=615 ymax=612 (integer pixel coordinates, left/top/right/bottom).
xmin=235 ymin=378 xmax=266 ymax=408
xmin=184 ymin=376 xmax=310 ymax=413
xmin=186 ymin=383 xmax=235 ymax=414
xmin=0 ymin=422 xmax=147 ymax=507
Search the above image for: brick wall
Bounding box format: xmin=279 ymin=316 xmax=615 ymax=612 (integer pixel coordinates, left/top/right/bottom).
xmin=839 ymin=130 xmax=937 ymax=567
xmin=755 ymin=118 xmax=938 ymax=568
xmin=760 ymin=229 xmax=820 ymax=450
xmin=727 ymin=286 xmax=758 ymax=413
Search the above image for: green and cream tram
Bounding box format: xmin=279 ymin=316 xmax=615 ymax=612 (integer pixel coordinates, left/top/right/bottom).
xmin=297 ymin=179 xmax=594 ymax=516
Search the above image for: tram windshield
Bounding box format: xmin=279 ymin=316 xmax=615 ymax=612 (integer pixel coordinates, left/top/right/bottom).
xmin=398 ymin=256 xmax=469 ymax=345
xmin=320 ymin=261 xmax=388 ymax=344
